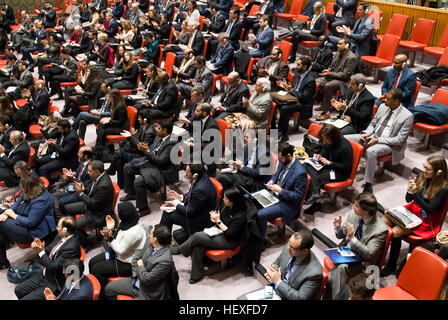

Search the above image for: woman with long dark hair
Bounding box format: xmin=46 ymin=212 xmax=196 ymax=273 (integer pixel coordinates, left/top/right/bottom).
xmin=171 ymin=187 xmax=247 ymax=284
xmin=106 ymin=51 xmax=140 ymax=90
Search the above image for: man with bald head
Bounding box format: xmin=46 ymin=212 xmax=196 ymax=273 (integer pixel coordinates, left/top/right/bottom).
xmin=0 ymin=130 xmax=30 ymax=187
xmin=377 ymin=54 xmax=416 ymax=109
xmin=140 ymin=71 xmax=179 ymax=120
xmin=213 ymin=71 xmax=250 ymax=119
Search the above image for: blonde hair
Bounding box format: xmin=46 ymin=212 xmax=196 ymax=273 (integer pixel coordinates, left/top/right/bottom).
xmin=98 ymin=32 xmax=108 ymax=42
xmin=415 ymin=155 xmax=448 ymax=200
xmin=314 ymin=1 xmax=325 ymax=13
xmin=123 ymin=20 xmax=132 ymax=33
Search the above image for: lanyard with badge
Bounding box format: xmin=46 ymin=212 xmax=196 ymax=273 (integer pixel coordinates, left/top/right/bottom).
xmin=328 ymin=149 xmax=336 ymax=180
xmin=420 ymin=185 xmax=428 ymax=219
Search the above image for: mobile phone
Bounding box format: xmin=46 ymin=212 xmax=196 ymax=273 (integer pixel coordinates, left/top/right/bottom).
xmin=264 ymin=285 xmax=273 ymax=299
xmin=105 ymin=252 xmax=110 ymax=260
xmin=67 ymin=184 xmax=74 ymax=192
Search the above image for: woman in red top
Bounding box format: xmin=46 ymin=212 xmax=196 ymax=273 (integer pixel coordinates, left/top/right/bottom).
xmin=381 ymin=155 xmax=448 ymax=277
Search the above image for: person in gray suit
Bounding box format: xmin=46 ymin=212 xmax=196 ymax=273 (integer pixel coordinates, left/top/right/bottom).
xmin=177 ymin=56 xmax=213 ymax=106
xmin=315 ymin=38 xmax=357 ymax=121
xmin=345 ymin=88 xmax=413 ymax=194
xmin=239 ymin=229 xmax=323 ymax=300
xmin=105 ymin=224 xmax=175 ymax=300
xmin=327 ymin=192 xmax=388 ymax=300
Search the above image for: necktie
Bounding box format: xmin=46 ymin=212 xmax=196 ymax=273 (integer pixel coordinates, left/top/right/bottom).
xmin=254 ymin=29 xmax=264 ymax=48
xmin=152 ymin=141 xmax=162 ymax=153
xmin=293 ymin=75 xmax=302 ymax=94
xmin=391 ymin=72 xmax=400 ymax=88
xmin=277 ymin=164 xmax=288 ymax=186
xmin=375 ymin=110 xmax=393 ymax=138
xmin=226 ymin=20 xmax=233 ymax=34
xmin=153 ymin=87 xmax=163 ymax=104
xmin=188 ymin=33 xmax=194 ymax=48
xmin=334 ymin=55 xmax=343 ymax=71
xmin=283 ymin=257 xmax=296 ymax=281
xmin=354 ymin=219 xmax=364 ymax=240
xmin=77 ymin=163 xmax=85 ymax=180
xmin=194 ymin=69 xmax=200 ymax=82
xmin=49 ymin=239 xmax=63 ymax=258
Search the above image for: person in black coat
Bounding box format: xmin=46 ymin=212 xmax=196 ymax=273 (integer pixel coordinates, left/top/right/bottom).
xmin=39 ymin=2 xmax=57 ymax=28
xmin=327 ymin=0 xmax=358 ymax=34
xmin=0 ymin=2 xmax=15 ymax=33
xmin=45 ymin=49 xmax=79 ymax=100
xmin=174 ymin=21 xmax=204 ymax=66
xmin=0 ymin=115 xmax=15 ymax=155
xmin=35 ymin=120 xmax=80 ymax=181
xmin=107 ymin=52 xmax=140 ymax=90
xmin=132 ymin=64 xmax=160 ymax=111
xmin=93 ymin=89 xmax=129 ymax=154
xmin=274 ymin=56 xmax=316 ymax=142
xmin=214 ymin=72 xmax=251 ymax=119
xmin=0 ymin=130 xmax=30 ymax=187
xmin=160 ymin=164 xmax=218 ymax=236
xmin=62 ymin=160 xmax=114 ymax=230
xmin=120 ymin=121 xmax=178 ymax=217
xmin=14 ymin=216 xmax=81 ymax=300
xmin=207 ymin=34 xmax=234 ymax=76
xmin=309 ymin=35 xmax=333 ymax=79
xmin=171 ymin=188 xmax=247 ymax=284
xmin=242 ymin=0 xmax=275 ymax=38
xmin=332 ymin=73 xmax=374 ymax=135
xmin=140 ymin=72 xmax=178 ymax=120
xmin=304 ymin=124 xmax=353 ymax=215
xmin=139 ymin=31 xmax=161 ymax=67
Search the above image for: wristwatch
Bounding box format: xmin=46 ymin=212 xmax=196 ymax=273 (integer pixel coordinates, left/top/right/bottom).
xmin=217 ymin=221 xmax=222 ymax=225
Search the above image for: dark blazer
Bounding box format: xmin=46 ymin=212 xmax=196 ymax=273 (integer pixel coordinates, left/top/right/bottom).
xmin=18 ymin=70 xmax=34 ymax=90
xmin=79 ymin=173 xmax=114 ymax=227
xmin=257 ymin=56 xmax=289 ymax=89
xmin=30 ymin=89 xmax=50 ymax=119
xmin=174 ymin=175 xmax=218 ymax=234
xmin=225 ymin=19 xmax=243 ymax=50
xmin=320 ymin=136 xmax=353 ymax=180
xmin=347 ymin=16 xmax=376 ymax=58
xmin=125 ymin=123 xmax=156 ymax=153
xmin=218 ymin=0 xmax=233 ymax=18
xmin=208 ymin=13 xmax=226 ymax=33
xmin=80 ymin=8 xmax=91 ymax=24
xmin=143 ymin=79 xmax=160 ymax=99
xmin=112 ymin=2 xmax=124 ymax=20
xmin=62 ymin=57 xmax=79 ymax=79
xmin=220 ymin=80 xmax=251 ymax=113
xmin=41 ymin=8 xmax=56 ymax=28
xmin=271 ymin=159 xmax=307 ymax=223
xmin=152 ymin=80 xmax=178 ymax=118
xmin=142 ymin=42 xmax=161 ymax=66
xmin=381 ymin=67 xmax=417 ymax=109
xmin=38 ymin=235 xmax=82 ymax=294
xmin=105 ymin=103 xmax=129 ymax=132
xmin=310 ymin=46 xmax=333 ymax=76
xmin=104 ymin=19 xmax=119 ymax=43
xmin=310 ymin=14 xmax=327 ymax=37
xmin=57 ymin=275 xmax=93 ymax=300
xmin=238 ymin=143 xmax=272 ymax=191
xmin=189 ymin=31 xmax=205 ymax=58
xmin=49 ymin=130 xmax=80 ymax=168
xmin=201 ymin=116 xmax=221 ymax=150
xmin=254 ymin=26 xmax=274 ymax=57
xmin=290 ymin=71 xmax=316 ymax=119
xmin=74 ymin=160 xmax=92 ymax=186
xmin=0 ymin=141 xmax=30 ymax=171
xmin=339 ymin=87 xmax=375 ymax=133
xmin=139 ymin=0 xmax=149 ymax=12
xmin=209 ymin=43 xmax=234 ymax=76
xmin=121 ymin=63 xmax=140 ymax=88
xmin=33 ymin=28 xmax=47 ymax=51
xmin=159 ymin=1 xmax=174 ymax=21
xmin=333 ymin=0 xmax=358 ymax=28
xmin=176 ymin=62 xmax=196 ymax=81
xmin=140 ymin=134 xmax=179 ymax=185
xmin=81 ymin=80 xmax=103 ymax=110
xmin=0 ymin=126 xmax=15 ymax=155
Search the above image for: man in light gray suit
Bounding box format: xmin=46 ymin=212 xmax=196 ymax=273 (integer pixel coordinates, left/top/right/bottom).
xmin=345 ymin=88 xmax=414 ymax=193
xmin=105 ymin=224 xmax=175 ymax=300
xmin=177 ymin=56 xmax=213 ymax=104
xmin=327 ymin=192 xmax=388 ymax=300
xmin=239 ymin=230 xmax=323 ymax=300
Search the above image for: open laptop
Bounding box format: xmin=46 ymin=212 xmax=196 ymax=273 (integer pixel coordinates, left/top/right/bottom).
xmin=239 ymin=40 xmax=257 ymax=52
xmin=240 ymin=186 xmax=279 ymax=208
xmin=385 ymin=206 xmax=422 ymax=230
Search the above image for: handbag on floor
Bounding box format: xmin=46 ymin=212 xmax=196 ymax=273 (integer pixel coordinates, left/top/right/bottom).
xmin=7 ymin=262 xmax=42 ymax=284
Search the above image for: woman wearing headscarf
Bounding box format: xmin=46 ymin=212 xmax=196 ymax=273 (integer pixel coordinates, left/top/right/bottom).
xmin=88 ymin=202 xmax=146 ymax=298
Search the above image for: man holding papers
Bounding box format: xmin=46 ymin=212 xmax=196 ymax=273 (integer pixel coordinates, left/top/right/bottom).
xmin=327 ymin=192 xmax=388 ymax=300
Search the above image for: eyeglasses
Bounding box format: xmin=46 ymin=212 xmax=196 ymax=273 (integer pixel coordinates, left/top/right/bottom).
xmin=288 ymin=242 xmax=301 ymax=251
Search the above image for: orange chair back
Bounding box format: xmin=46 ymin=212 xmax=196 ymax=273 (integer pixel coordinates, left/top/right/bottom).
xmin=112 ymin=182 xmax=120 ymax=209
xmin=325 ymin=2 xmax=335 ymax=15
xmin=270 ymin=151 xmax=278 ymax=175
xmin=437 ymin=24 xmax=448 ymax=48
xmin=164 ymin=52 xmax=176 ymax=78
xmin=278 ymin=40 xmax=292 ymax=63
xmin=266 ymin=102 xmax=276 ymax=135
xmin=80 ymin=247 xmax=86 ymax=262
xmin=437 ymin=47 xmax=448 ymax=67
xmin=287 ymin=71 xmax=294 ymax=83
xmin=375 ymin=34 xmax=400 ymax=62
xmin=289 ymin=0 xmax=303 ymax=15
xmin=209 ymin=177 xmax=223 ymax=205
xmin=159 ymin=47 xmax=164 ymax=67
xmin=28 ymin=147 xmax=35 ymax=166
xmin=409 ymin=18 xmax=435 ymax=45
xmin=79 ymin=137 xmax=84 ymax=147
xmin=371 ymin=104 xmax=378 ymax=119
xmin=246 ymin=57 xmax=256 ymax=83
xmin=413 ymin=80 xmax=421 ymax=105
xmin=383 ymin=14 xmax=408 ymax=39
xmin=216 ymin=119 xmax=231 ymax=148
xmin=40 ymin=176 xmax=49 ymax=188
xmin=168 ymin=27 xmax=174 ymax=44
xmin=248 ymin=5 xmax=259 ymax=16
xmin=397 ymin=247 xmax=448 ymax=300
xmin=321 ymin=266 xmax=329 ymax=299
xmin=376 ymin=225 xmax=394 ymax=270
xmin=203 ymin=39 xmax=208 ymax=57
xmin=307 ymin=123 xmax=323 ymax=138
xmin=431 ymin=88 xmax=448 ymax=104
xmin=86 ymin=274 xmax=101 ymax=300
xmin=346 ymin=139 xmax=364 ymax=184
xmin=199 ymin=15 xmax=204 ymax=32
xmin=127 ymin=106 xmax=138 ymax=130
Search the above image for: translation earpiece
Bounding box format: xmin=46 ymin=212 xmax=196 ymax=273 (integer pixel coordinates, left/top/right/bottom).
xmin=437 ymin=169 xmax=443 ymax=176
xmin=62 ymin=227 xmax=68 ymax=233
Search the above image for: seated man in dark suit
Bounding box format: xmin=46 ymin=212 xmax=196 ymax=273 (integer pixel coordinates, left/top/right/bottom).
xmin=0 ymin=130 xmax=30 ymax=187
xmin=174 ymin=21 xmax=204 ymax=66
xmin=0 ymin=115 xmax=16 ymax=155
xmin=139 ymin=71 xmax=178 ymax=120
xmin=120 ymin=120 xmax=179 ymax=217
xmin=39 ymin=2 xmax=57 ymax=28
xmin=44 ymin=258 xmax=94 ymax=300
xmin=331 ymin=73 xmax=374 ymax=135
xmin=376 ymin=54 xmax=416 ymax=109
xmin=203 ymin=2 xmax=227 ymax=34
xmin=309 ymin=35 xmax=333 ymax=79
xmin=206 ymin=33 xmax=234 ymax=76
xmin=327 ymin=192 xmax=388 ymax=300
xmin=62 ymin=160 xmax=114 ymax=230
xmin=177 ymin=56 xmax=213 ymax=107
xmin=177 ymin=85 xmax=207 ymax=134
xmin=326 ymin=0 xmax=357 ymax=34
xmin=213 ymin=72 xmax=251 ymax=120
xmin=35 ymin=119 xmax=80 ymax=181
xmin=208 ymin=6 xmax=243 ymax=57
xmin=105 ymin=224 xmax=175 ymax=300
xmin=256 ymin=142 xmax=307 ymax=239
xmin=253 ymin=47 xmax=289 ymax=90
xmin=273 ymin=56 xmax=316 ymax=142
xmin=101 ymin=11 xmax=118 ymax=43
xmin=160 ymin=164 xmax=217 ymax=238
xmin=15 ymin=216 xmax=82 ymax=300
xmin=239 ymin=230 xmax=323 ymax=300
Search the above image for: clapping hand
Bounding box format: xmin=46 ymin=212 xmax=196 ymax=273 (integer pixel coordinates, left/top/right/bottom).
xmin=163 ymin=200 xmax=176 ymax=207
xmin=0 ymin=145 xmax=5 ymax=154
xmin=44 ymin=287 xmax=56 ymax=300
xmin=408 ymin=177 xmax=417 ymax=194
xmin=167 ymin=190 xmax=182 ymax=201
xmin=230 ymin=159 xmax=243 ymax=171
xmin=333 ymin=215 xmax=342 ymax=229
xmin=209 ymin=210 xmax=220 ymax=223
xmin=346 ymin=222 xmax=354 ymax=240
xmin=31 ymin=237 xmax=45 ymax=254
xmin=62 ymin=168 xmax=74 ymax=179
xmin=265 ymin=265 xmax=281 ymax=284
xmin=137 ymin=142 xmax=149 ymax=153
xmin=73 ymin=181 xmax=84 ymax=194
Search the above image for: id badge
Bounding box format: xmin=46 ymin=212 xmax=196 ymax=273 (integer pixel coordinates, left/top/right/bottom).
xmin=329 ymin=170 xmax=336 ymax=180
xmin=420 ymin=208 xmax=428 ymax=219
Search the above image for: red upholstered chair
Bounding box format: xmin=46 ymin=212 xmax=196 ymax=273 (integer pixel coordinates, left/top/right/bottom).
xmin=325 ymin=2 xmax=335 ymax=15
xmin=211 ymin=73 xmax=219 ymax=95
xmin=203 ymin=39 xmax=208 ymax=57
xmin=376 ymin=153 xmax=391 ymax=176
xmin=117 ymin=294 xmax=135 ymax=300
xmin=60 ymin=61 xmax=82 ymax=88
xmin=29 ymin=124 xmax=43 ymax=139
xmin=276 ymin=0 xmax=303 ymax=27
xmin=300 ymin=21 xmax=329 ymax=50
xmin=205 ymin=246 xmax=241 ymax=271
xmin=323 ymin=139 xmax=364 ymax=202
xmin=40 ymin=176 xmax=50 ymax=188
xmin=399 ymin=18 xmax=435 ymax=67
xmin=209 ymin=177 xmax=223 ymax=205
xmin=266 ymin=102 xmax=276 ymax=135
xmin=112 ymin=182 xmax=120 ymax=209
xmin=413 ymin=88 xmax=448 ymax=149
xmin=80 ymin=247 xmax=86 ymax=262
xmin=106 ymin=106 xmax=138 ymax=144
xmin=320 ymin=265 xmax=329 ymax=299
xmin=423 ymin=24 xmax=448 ymax=60
xmin=403 ymin=194 xmax=448 ymax=252
xmin=199 ymin=15 xmax=204 ymax=32
xmin=15 ymin=99 xmax=29 ymax=108
xmin=248 ymin=4 xmax=259 ymax=17
xmin=373 ymin=247 xmax=448 ymax=300
xmin=268 ymin=173 xmax=311 ymax=236
xmin=377 ymin=14 xmax=408 ymax=43
xmin=361 ymin=34 xmax=400 ymax=83
xmin=77 ymin=105 xmax=90 ymax=112
xmin=277 ymin=40 xmax=292 ymax=63
xmin=28 ymin=147 xmax=36 ymax=166
xmin=216 ymin=119 xmax=231 ymax=149
xmin=413 ymin=80 xmax=421 ymax=105
xmin=86 ymin=274 xmax=101 ymax=300
xmin=430 ymin=47 xmax=448 ymax=88
xmin=164 ymin=52 xmax=176 ymax=78
xmin=158 ymin=46 xmax=164 ymax=67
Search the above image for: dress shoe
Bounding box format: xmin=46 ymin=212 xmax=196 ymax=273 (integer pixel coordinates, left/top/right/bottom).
xmin=288 ymin=56 xmax=296 ymax=63
xmin=278 ymin=133 xmax=289 ymax=143
xmin=363 ymin=183 xmax=373 ymax=194
xmin=189 ymin=276 xmax=204 ymax=284
xmin=0 ymin=261 xmax=10 ymax=270
xmin=106 ymin=168 xmax=116 ymax=176
xmin=316 ymin=112 xmax=330 ymax=121
xmin=138 ymin=207 xmax=151 ymax=217
xmin=304 ymin=201 xmax=321 ymax=215
xmin=120 ymin=194 xmax=136 ymax=201
xmin=304 ymin=192 xmax=320 ymax=205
